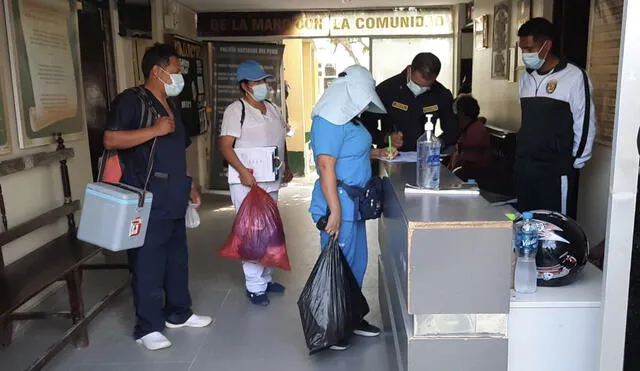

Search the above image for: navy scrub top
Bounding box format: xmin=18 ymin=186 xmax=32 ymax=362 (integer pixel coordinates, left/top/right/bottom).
xmin=105 ymin=88 xmax=191 ymax=220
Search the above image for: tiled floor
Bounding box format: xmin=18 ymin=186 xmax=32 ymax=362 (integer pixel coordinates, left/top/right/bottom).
xmin=0 ymin=178 xmax=391 ymax=371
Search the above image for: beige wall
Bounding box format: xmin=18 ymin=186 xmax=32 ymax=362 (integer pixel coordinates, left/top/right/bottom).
xmin=283 ymin=39 xmax=306 ymax=153
xmin=1 ymin=0 xmax=199 ymax=265
xmin=472 ymin=0 xmax=553 ymax=130
xmin=283 ymin=39 xmax=318 ymax=156
xmin=577 ymin=0 xmax=623 ymax=245
xmin=302 ymin=40 xmax=318 ymax=137
xmin=578 ymin=144 xmax=611 ymax=244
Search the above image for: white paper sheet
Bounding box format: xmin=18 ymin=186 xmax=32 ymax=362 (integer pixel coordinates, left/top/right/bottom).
xmin=378 ymin=151 xmax=417 ymax=163
xmin=227 ymin=146 xmax=280 ymax=184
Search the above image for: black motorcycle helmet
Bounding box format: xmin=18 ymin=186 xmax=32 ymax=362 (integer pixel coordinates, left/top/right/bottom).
xmin=516 ymin=210 xmax=589 ymax=287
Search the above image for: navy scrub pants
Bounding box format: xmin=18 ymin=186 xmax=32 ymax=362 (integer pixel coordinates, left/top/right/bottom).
xmin=127 ymin=217 xmax=193 ymax=339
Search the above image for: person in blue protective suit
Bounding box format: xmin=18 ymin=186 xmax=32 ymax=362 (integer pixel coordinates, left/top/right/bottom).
xmin=103 ymin=43 xmax=212 ymax=351
xmin=309 ymin=65 xmax=398 ymax=351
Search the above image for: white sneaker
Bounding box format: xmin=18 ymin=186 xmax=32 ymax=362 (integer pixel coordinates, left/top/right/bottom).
xmin=136 ymin=332 xmax=171 ymax=351
xmin=165 ymin=314 xmax=213 ymax=329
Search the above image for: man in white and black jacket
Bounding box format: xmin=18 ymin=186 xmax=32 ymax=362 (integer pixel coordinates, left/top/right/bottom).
xmin=515 ymin=18 xmax=596 ymax=219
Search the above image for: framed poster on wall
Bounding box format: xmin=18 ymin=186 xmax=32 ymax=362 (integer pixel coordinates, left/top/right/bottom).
xmin=0 ymin=3 xmax=13 ymax=155
xmin=474 ymin=15 xmax=489 ymax=50
xmin=4 ymin=0 xmax=85 ymax=149
xmin=492 ymin=1 xmax=510 ymax=80
xmin=517 ymin=0 xmax=532 ymax=28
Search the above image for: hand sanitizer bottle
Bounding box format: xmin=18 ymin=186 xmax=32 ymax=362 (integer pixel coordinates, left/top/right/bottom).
xmin=416 ymin=115 xmax=442 ymax=189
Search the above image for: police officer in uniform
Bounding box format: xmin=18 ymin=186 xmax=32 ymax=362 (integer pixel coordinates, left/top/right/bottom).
xmin=516 ymin=18 xmax=596 ymax=219
xmin=361 ymin=52 xmax=458 ymax=151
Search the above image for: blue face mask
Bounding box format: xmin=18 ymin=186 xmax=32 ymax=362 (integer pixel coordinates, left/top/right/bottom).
xmin=251 ymin=83 xmax=269 ymax=102
xmin=160 ymin=69 xmax=185 ymax=97
xmin=522 ymin=41 xmax=549 ymax=70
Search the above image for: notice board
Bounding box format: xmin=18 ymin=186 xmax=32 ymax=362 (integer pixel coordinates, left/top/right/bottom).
xmin=208 ymin=42 xmax=285 ymax=191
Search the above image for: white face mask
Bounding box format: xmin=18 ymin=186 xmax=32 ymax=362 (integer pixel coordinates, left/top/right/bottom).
xmin=407 ymin=80 xmax=428 ymax=97
xmin=160 ymin=69 xmax=185 ymax=97
xmin=406 ymin=67 xmax=429 ymax=96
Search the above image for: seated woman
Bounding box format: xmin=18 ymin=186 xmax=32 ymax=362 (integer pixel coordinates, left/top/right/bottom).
xmin=448 ymin=95 xmax=492 ymax=181
xmin=309 ymin=65 xmax=397 ymax=351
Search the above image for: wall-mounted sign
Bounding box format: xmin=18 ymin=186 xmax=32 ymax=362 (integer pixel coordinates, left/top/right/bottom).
xmin=5 ymin=0 xmax=85 ymax=149
xmin=166 ymin=34 xmax=208 ymax=137
xmin=198 ymin=9 xmax=453 ymax=38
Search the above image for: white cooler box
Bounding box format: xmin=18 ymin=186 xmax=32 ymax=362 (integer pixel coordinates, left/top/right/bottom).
xmin=77 ymin=182 xmax=153 ymax=251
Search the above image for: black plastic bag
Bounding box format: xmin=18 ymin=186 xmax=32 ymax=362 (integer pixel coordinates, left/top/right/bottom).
xmin=297 ymin=238 xmax=370 ymax=354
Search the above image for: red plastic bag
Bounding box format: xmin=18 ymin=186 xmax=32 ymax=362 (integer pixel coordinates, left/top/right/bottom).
xmin=218 ymin=186 xmax=291 ymax=271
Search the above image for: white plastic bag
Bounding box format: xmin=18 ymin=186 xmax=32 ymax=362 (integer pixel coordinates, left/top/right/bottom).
xmin=186 ymin=202 xmax=200 ymax=229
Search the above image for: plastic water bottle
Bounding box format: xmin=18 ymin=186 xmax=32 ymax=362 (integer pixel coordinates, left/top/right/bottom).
xmin=417 ymin=115 xmax=442 ymax=189
xmin=514 ymin=212 xmax=540 ymax=294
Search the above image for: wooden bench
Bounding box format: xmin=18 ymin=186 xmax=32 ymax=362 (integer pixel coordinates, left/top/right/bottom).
xmin=0 ymin=134 xmax=129 ymax=371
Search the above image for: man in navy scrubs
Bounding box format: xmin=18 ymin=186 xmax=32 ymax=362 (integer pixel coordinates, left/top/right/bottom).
xmin=103 ymin=43 xmax=212 ymax=351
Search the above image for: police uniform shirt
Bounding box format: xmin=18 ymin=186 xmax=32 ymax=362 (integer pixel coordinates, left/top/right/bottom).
xmin=361 ymin=69 xmax=458 ymax=151
xmin=518 ymin=59 xmax=596 ymax=172
xmin=106 ymin=88 xmax=192 ymax=220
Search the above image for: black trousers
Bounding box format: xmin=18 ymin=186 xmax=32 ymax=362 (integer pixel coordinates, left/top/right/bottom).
xmin=128 ymin=217 xmax=193 ymax=339
xmin=515 ymin=167 xmax=580 ymax=219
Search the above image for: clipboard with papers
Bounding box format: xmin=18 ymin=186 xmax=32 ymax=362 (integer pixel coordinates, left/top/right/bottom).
xmin=228 ymin=146 xmax=282 ymax=184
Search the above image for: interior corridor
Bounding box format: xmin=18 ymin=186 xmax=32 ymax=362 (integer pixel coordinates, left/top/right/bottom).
xmin=0 ymin=177 xmax=390 ymax=371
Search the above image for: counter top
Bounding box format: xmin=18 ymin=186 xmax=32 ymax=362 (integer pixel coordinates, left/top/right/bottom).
xmin=380 ymin=162 xmax=513 ymax=227
xmin=510 ymin=263 xmax=603 ymax=308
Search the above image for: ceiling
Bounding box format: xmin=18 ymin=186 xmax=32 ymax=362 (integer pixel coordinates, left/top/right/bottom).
xmin=180 ymin=0 xmax=461 ymax=12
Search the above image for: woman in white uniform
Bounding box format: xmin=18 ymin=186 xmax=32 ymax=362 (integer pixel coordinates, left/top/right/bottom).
xmin=219 ymin=60 xmax=292 ymax=306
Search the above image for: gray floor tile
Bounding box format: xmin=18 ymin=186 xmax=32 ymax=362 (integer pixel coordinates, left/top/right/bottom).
xmin=70 ymin=362 xmax=190 ymax=371
xmin=49 ymin=290 xmax=226 ymax=367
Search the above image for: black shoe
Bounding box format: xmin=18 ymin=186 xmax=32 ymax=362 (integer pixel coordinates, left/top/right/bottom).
xmin=329 ymin=339 xmax=351 ymax=351
xmin=266 ymin=282 xmax=285 ymax=294
xmin=353 ymin=320 xmax=381 ymax=337
xmin=246 ymin=291 xmax=270 ymax=306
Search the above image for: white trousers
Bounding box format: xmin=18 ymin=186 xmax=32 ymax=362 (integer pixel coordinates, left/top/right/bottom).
xmin=229 ymin=184 xmax=279 ymax=294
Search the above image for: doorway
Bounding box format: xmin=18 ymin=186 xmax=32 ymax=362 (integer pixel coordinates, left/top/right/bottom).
xmin=77 ymin=0 xmax=117 ymax=181
xmin=282 ymin=35 xmax=456 ymax=166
